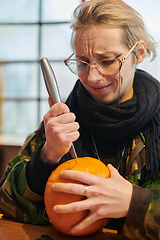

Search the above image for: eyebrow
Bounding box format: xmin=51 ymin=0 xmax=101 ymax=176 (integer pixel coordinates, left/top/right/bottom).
xmin=76 ymin=51 xmax=122 ymax=59
xmin=95 ymin=51 xmax=122 ymax=58
xmin=76 ymin=53 xmax=122 ymax=61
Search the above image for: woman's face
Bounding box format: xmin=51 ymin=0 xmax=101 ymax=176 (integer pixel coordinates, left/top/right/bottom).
xmin=72 ymin=26 xmax=136 ymax=104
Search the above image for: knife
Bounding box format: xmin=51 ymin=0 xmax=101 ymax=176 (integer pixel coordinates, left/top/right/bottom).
xmin=39 ymin=57 xmax=78 ymax=159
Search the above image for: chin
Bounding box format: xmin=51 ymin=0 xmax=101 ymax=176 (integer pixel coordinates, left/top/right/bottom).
xmin=93 ymin=96 xmax=119 ymax=105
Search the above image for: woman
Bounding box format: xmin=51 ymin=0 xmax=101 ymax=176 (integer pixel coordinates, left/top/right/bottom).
xmin=0 ymin=0 xmax=160 ymax=239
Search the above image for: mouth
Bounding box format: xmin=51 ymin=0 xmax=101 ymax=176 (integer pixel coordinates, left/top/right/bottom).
xmin=90 ymin=84 xmax=112 ymax=93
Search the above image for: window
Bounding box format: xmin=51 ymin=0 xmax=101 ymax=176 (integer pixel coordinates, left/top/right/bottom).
xmin=123 ymin=0 xmax=160 ymax=79
xmin=0 ymin=1 xmax=159 ymax=136
xmin=0 ymin=0 xmax=81 ymax=135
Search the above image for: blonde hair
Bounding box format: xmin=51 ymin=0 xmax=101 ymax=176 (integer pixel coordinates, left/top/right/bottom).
xmin=71 ymin=0 xmax=156 ymax=61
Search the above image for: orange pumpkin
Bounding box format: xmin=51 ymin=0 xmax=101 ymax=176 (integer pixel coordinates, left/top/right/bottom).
xmin=44 ymin=157 xmax=110 ymax=236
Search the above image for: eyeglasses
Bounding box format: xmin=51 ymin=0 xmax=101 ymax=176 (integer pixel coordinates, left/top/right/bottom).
xmin=64 ymin=42 xmax=138 ymax=76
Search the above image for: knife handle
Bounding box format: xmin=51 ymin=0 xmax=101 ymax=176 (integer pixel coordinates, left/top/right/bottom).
xmin=39 ymin=58 xmax=78 ymax=159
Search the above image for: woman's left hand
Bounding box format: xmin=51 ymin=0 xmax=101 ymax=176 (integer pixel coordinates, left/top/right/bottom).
xmin=51 ymin=164 xmax=133 ymax=234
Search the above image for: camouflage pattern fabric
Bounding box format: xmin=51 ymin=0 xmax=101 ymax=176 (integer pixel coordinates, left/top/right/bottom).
xmin=0 ymin=129 xmax=49 ymax=225
xmin=0 ymin=126 xmax=160 ymax=239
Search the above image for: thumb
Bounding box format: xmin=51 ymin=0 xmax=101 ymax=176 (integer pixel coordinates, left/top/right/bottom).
xmin=48 ymin=97 xmax=53 ymax=108
xmin=107 ymin=164 xmax=119 ymax=178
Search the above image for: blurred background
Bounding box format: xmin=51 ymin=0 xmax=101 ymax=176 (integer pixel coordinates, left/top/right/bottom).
xmin=0 ymin=0 xmax=159 ymax=137
xmin=0 ymin=0 xmax=80 ymax=136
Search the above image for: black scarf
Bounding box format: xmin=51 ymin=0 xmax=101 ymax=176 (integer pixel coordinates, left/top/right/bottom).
xmin=66 ymin=69 xmax=160 ymax=181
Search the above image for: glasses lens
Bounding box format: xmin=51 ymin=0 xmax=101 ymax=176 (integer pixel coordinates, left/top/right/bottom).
xmin=66 ymin=58 xmax=121 ymax=76
xmin=97 ymin=59 xmax=120 ymax=75
xmin=66 ymin=60 xmax=77 ymax=75
xmin=66 ymin=60 xmax=89 ymax=76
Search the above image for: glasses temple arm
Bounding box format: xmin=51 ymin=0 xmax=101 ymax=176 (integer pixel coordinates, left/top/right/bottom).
xmin=121 ymin=41 xmax=138 ymax=63
xmin=64 ymin=53 xmax=75 ymax=64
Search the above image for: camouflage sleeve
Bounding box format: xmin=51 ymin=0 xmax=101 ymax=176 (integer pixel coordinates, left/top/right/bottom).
xmin=0 ymin=122 xmax=49 ymax=224
xmin=121 ymin=185 xmax=160 ymax=240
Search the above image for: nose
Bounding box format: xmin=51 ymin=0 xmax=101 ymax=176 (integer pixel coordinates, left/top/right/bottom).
xmin=87 ymin=65 xmax=102 ymax=83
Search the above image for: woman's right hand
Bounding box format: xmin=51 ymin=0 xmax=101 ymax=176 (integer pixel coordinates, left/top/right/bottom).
xmin=40 ymin=100 xmax=80 ymax=164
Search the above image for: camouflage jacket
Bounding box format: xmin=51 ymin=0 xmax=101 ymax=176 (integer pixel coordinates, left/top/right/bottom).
xmin=0 ymin=122 xmax=159 ymax=240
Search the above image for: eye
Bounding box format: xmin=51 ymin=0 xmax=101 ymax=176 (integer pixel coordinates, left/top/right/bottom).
xmin=100 ymin=59 xmax=115 ymax=66
xmin=77 ymin=60 xmax=88 ymax=68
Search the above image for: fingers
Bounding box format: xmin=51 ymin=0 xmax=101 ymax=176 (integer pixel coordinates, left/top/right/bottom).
xmin=44 ymin=102 xmax=71 ymax=119
xmin=46 ymin=112 xmax=76 ymax=125
xmin=71 ymin=212 xmax=97 ymax=234
xmin=59 ymin=165 xmax=117 ymax=185
xmin=46 ymin=119 xmax=79 ymax=139
xmin=44 ymin=103 xmax=79 ymax=138
xmin=52 ymin=182 xmax=91 ymax=200
xmin=53 ymin=194 xmax=101 ymax=214
xmin=52 ymin=165 xmax=121 ymax=199
xmin=48 ymin=97 xmax=53 ymax=108
xmin=42 ymin=102 xmax=80 ymax=162
xmin=59 ymin=170 xmax=102 ymax=186
xmin=44 ymin=102 xmax=79 ymax=141
xmin=51 ymin=165 xmax=133 ymax=232
xmin=52 ymin=182 xmax=85 ymax=196
xmin=107 ymin=164 xmax=119 ymax=177
xmin=53 ymin=198 xmax=90 ymax=213
xmin=51 ymin=175 xmax=106 ymax=198
xmin=53 ymin=200 xmax=98 ymax=236
xmin=53 ymin=198 xmax=101 ymax=234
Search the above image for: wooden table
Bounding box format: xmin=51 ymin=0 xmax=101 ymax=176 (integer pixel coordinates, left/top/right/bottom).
xmin=0 ymin=216 xmax=125 ymax=240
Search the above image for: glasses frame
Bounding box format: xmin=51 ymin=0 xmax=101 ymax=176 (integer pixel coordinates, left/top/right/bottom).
xmin=64 ymin=41 xmax=138 ymax=76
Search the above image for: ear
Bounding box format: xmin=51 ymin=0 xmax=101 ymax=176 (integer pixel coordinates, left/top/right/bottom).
xmin=136 ymin=40 xmax=147 ymax=64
